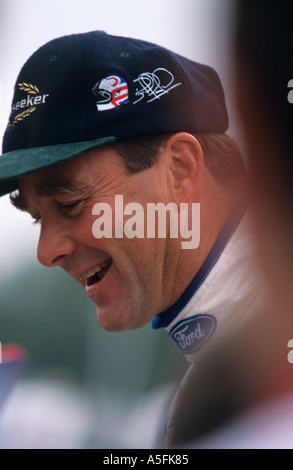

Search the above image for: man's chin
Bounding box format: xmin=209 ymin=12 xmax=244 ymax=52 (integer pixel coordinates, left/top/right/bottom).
xmin=94 ymin=304 xmax=147 ymax=332
xmin=94 ymin=304 xmax=126 ymax=332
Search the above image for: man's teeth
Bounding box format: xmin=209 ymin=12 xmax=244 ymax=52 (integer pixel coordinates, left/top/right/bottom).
xmin=81 ymin=260 xmax=111 ymax=283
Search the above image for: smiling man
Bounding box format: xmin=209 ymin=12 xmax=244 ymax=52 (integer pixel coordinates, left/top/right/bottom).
xmin=0 ymin=31 xmax=264 ymax=444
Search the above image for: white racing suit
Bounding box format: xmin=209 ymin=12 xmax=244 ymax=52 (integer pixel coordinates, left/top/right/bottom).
xmin=151 ymin=208 xmax=267 ymax=446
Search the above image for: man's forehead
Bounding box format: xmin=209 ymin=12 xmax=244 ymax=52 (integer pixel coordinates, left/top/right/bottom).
xmin=18 ymin=146 xmax=112 ymax=197
xmin=18 ymin=174 xmax=92 ymax=199
xmin=12 ymin=175 xmax=92 ymax=212
xmin=15 ymin=145 xmax=126 ymax=208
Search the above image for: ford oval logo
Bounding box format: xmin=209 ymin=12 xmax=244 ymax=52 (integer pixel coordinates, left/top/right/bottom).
xmin=169 ymin=314 xmax=217 ymax=354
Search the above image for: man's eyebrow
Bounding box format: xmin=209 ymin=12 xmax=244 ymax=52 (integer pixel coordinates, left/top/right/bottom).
xmin=34 ymin=178 xmax=92 ymax=198
xmin=10 ymin=179 xmax=92 ymax=212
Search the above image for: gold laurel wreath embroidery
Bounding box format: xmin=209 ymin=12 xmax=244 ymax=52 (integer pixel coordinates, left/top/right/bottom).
xmin=7 ymin=82 xmax=41 ymax=128
xmin=7 ymin=107 xmax=37 ymax=128
xmin=17 ymin=82 xmax=40 ymax=95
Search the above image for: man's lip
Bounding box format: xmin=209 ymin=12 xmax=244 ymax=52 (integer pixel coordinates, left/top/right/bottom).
xmin=85 ymin=259 xmax=113 ymax=295
xmin=72 ymin=257 xmax=113 ymax=286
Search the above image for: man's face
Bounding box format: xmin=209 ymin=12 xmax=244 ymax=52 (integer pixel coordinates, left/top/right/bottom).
xmin=17 ymin=146 xmax=182 ymax=331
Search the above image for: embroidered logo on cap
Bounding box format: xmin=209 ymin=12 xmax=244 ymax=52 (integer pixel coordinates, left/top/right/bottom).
xmin=169 ymin=314 xmax=216 ymax=355
xmin=92 ymin=75 xmax=129 ymax=111
xmin=92 ymin=68 xmax=182 ymax=112
xmin=133 ymin=67 xmax=182 ymax=104
xmin=7 ymin=82 xmax=49 ymax=128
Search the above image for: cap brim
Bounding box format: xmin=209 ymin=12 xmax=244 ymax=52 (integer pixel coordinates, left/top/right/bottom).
xmin=0 ymin=136 xmax=116 ymax=197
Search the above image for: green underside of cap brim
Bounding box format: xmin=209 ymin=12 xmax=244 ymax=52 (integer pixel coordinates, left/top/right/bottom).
xmin=0 ymin=136 xmax=116 ymax=197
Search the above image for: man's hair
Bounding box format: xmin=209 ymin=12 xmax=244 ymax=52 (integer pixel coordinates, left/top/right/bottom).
xmin=109 ymin=133 xmax=245 ymax=185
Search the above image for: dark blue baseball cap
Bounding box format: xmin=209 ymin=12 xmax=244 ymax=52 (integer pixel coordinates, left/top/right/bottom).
xmin=0 ymin=31 xmax=229 ymax=197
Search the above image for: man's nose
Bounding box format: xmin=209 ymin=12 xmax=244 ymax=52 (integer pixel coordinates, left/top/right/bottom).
xmin=37 ymin=223 xmax=77 ymax=268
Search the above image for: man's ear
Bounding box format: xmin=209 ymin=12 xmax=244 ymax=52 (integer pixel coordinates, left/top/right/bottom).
xmin=164 ymin=133 xmax=203 ymax=202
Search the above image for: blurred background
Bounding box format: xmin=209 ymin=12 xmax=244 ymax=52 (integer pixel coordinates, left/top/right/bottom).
xmin=0 ymin=0 xmax=237 ymax=448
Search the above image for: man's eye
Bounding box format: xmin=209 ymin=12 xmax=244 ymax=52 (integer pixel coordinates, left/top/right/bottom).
xmin=61 ymin=201 xmax=79 ymax=209
xmin=58 ymin=200 xmax=83 ymax=214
